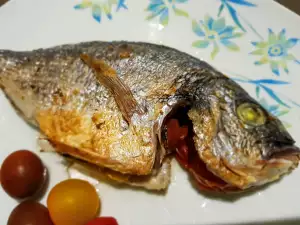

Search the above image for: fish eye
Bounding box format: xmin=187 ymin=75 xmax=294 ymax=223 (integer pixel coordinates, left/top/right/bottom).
xmin=237 ymin=102 xmax=266 ymax=126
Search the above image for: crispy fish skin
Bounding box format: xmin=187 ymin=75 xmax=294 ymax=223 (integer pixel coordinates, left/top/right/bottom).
xmin=0 ymin=41 xmax=299 ymax=192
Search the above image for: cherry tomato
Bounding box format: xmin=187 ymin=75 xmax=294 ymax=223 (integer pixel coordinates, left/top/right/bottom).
xmin=47 ymin=179 xmax=100 ymax=225
xmin=85 ymin=217 xmax=119 ymax=225
xmin=1 ymin=150 xmax=46 ymax=199
xmin=7 ymin=200 xmax=54 ymax=225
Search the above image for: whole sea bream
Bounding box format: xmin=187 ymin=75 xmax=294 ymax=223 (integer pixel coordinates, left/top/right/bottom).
xmin=0 ymin=41 xmax=299 ymax=192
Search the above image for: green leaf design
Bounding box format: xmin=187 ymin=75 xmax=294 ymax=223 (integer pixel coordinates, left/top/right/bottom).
xmin=172 ymin=6 xmax=189 ymax=18
xmin=103 ymin=4 xmax=111 ymax=15
xmin=161 ymin=19 xmax=169 ymax=26
xmin=276 ymin=110 xmax=289 ymax=117
xmin=145 ymin=5 xmax=165 ymax=21
xmin=146 ymin=13 xmax=156 ymax=21
xmin=254 ymin=56 xmax=269 ymax=65
xmin=192 ymin=20 xmax=205 ymax=37
xmin=286 ymin=54 xmax=297 ymax=61
xmin=279 ymin=60 xmax=289 ymax=73
xmin=256 ymin=86 xmax=260 ymax=98
xmin=212 ymin=17 xmax=225 ymax=32
xmin=259 ymin=98 xmax=268 ymax=109
xmin=160 ymin=13 xmax=169 ymax=26
xmin=250 ymin=48 xmax=264 ymax=55
xmin=282 ymin=121 xmax=291 ymax=128
xmin=230 ymin=32 xmax=243 ymax=38
xmin=192 ymin=40 xmax=210 ymax=48
xmin=74 ymin=2 xmax=92 ymax=9
xmin=211 ymin=41 xmax=220 ymax=59
xmin=251 ymin=41 xmax=268 ymax=48
xmin=217 ymin=3 xmax=225 ymax=17
xmin=270 ymin=61 xmax=279 ymax=75
xmin=285 ymin=38 xmax=298 ymax=48
xmin=268 ymin=29 xmax=277 ymax=44
xmin=278 ymin=28 xmax=286 ymax=41
xmin=204 ymin=14 xmax=213 ymax=28
xmin=222 ymin=39 xmax=239 ymax=51
xmin=109 ymin=0 xmax=118 ymax=4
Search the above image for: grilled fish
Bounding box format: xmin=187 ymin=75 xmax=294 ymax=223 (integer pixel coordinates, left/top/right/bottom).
xmin=0 ymin=41 xmax=299 ymax=192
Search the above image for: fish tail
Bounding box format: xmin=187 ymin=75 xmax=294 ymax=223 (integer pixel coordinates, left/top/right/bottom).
xmin=0 ymin=50 xmax=22 ymax=82
xmin=0 ymin=50 xmax=16 ymax=66
xmin=0 ymin=50 xmax=9 ymax=79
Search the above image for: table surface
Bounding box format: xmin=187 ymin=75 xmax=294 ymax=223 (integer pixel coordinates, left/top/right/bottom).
xmin=0 ymin=0 xmax=7 ymax=6
xmin=277 ymin=0 xmax=300 ymax=15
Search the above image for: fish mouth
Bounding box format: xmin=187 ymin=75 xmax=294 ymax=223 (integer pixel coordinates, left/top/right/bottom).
xmin=269 ymin=145 xmax=300 ymax=168
xmin=163 ymin=104 xmax=238 ymax=192
xmin=270 ymin=146 xmax=300 ymax=160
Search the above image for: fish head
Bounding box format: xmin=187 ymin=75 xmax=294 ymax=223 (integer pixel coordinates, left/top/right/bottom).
xmin=174 ymin=79 xmax=300 ymax=192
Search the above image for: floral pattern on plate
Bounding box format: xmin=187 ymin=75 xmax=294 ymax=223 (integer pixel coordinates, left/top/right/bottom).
xmin=217 ymin=0 xmax=256 ymax=32
xmin=192 ymin=15 xmax=243 ymax=59
xmin=250 ymin=28 xmax=300 ymax=76
xmin=145 ymin=0 xmax=189 ymax=26
xmin=74 ymin=0 xmax=127 ymax=23
xmin=72 ymin=0 xmax=300 ymax=126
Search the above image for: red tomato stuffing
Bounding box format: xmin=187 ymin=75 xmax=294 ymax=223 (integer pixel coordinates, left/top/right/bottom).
xmin=166 ymin=119 xmax=188 ymax=149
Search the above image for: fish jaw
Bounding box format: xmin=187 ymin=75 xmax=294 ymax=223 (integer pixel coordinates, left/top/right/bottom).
xmin=200 ymin=142 xmax=300 ymax=191
xmin=186 ymin=107 xmax=300 ymax=192
xmin=231 ymin=146 xmax=300 ymax=188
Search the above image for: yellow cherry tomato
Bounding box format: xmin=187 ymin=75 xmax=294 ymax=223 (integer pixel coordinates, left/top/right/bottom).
xmin=47 ymin=179 xmax=100 ymax=225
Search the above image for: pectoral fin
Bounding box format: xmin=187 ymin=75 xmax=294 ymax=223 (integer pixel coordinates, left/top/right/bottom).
xmin=80 ymin=54 xmax=145 ymax=123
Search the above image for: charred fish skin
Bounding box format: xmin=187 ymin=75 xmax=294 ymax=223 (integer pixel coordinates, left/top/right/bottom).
xmin=0 ymin=41 xmax=299 ymax=193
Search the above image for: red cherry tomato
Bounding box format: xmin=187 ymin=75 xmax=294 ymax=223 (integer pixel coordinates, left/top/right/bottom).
xmin=1 ymin=150 xmax=46 ymax=199
xmin=7 ymin=200 xmax=54 ymax=225
xmin=85 ymin=217 xmax=119 ymax=225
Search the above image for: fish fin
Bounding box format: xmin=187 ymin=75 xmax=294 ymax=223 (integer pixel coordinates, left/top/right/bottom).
xmin=37 ymin=134 xmax=57 ymax=153
xmin=80 ymin=54 xmax=145 ymax=123
xmin=67 ymin=157 xmax=171 ymax=191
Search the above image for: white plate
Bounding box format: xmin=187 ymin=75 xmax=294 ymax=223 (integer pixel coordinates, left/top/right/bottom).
xmin=1 ymin=0 xmax=300 ymax=224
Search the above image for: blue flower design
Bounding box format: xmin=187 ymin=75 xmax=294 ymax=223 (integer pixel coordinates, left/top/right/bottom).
xmin=218 ymin=0 xmax=256 ymax=32
xmin=250 ymin=29 xmax=300 ymax=76
xmin=192 ymin=15 xmax=243 ymax=59
xmin=74 ymin=0 xmax=127 ymax=23
xmin=145 ymin=0 xmax=189 ymax=26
